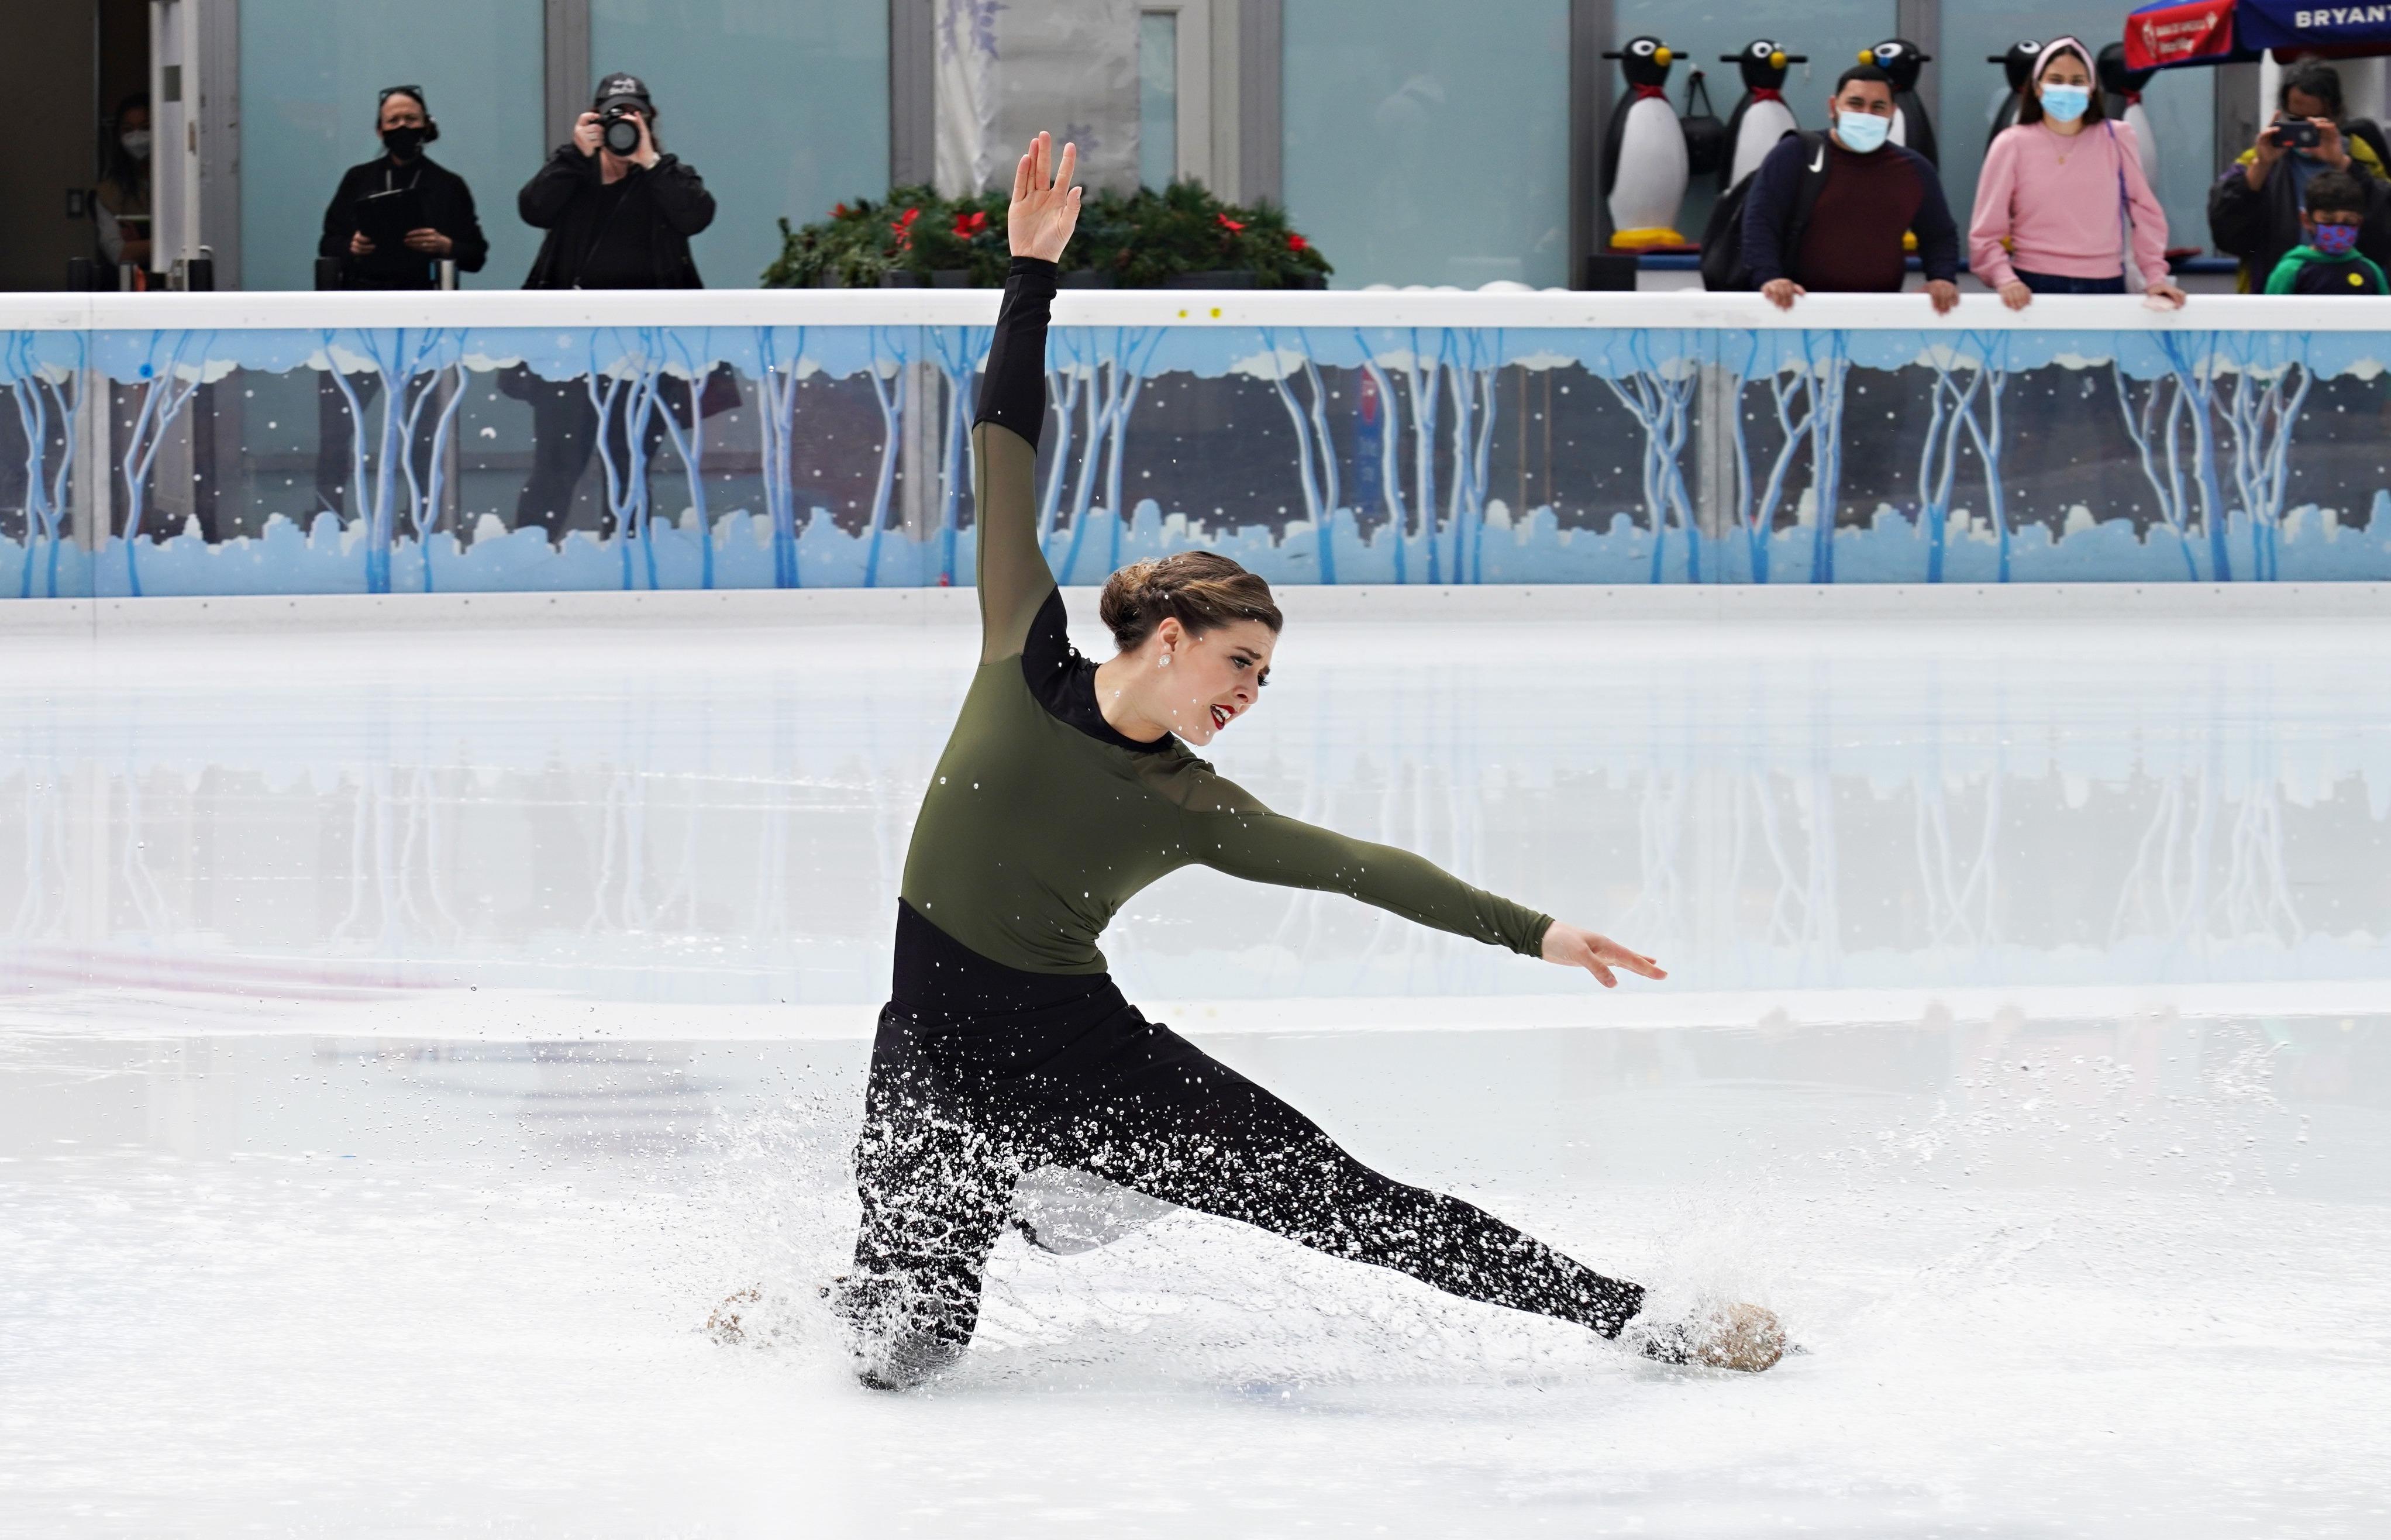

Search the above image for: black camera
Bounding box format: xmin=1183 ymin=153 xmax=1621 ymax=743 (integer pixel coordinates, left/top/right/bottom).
xmin=2272 ymin=115 xmax=2323 ymax=150
xmin=601 ymin=103 xmax=645 ymax=156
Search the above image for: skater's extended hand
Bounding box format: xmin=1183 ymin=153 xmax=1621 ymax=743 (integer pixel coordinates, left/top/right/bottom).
xmin=1008 ymin=132 xmax=1082 ymax=263
xmin=1541 ymin=922 xmax=1665 ymax=988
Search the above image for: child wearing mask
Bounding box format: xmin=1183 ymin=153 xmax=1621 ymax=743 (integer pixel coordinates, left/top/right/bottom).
xmin=2265 ymin=170 xmax=2390 ymax=294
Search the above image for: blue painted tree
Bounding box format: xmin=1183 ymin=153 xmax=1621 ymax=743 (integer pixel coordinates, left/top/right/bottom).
xmin=861 ymin=326 xmax=911 ymax=588
xmin=4 ymin=333 xmax=82 ymax=600
xmin=118 ymin=330 xmax=212 ymax=598
xmin=1253 ymin=327 xmax=1342 ymax=584
xmin=1053 ymin=327 xmax=1160 ymax=584
xmin=1351 ymin=340 xmax=1412 ymax=583
xmin=754 ymin=326 xmax=809 ymax=588
xmin=1597 ymin=331 xmax=1701 ymax=583
xmin=651 ymin=330 xmax=725 ymax=591
xmin=925 ymin=324 xmax=991 ymax=585
xmin=319 ymin=326 xmax=466 ymax=594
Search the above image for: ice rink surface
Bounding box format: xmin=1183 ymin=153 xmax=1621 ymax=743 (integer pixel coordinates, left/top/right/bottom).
xmin=4 ymin=595 xmax=2388 ymax=1536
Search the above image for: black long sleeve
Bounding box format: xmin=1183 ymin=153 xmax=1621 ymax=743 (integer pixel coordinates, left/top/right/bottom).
xmin=519 ymin=145 xmax=598 ymax=230
xmin=640 ymin=156 xmax=716 ymax=236
xmin=976 ymin=257 xmax=1056 ymax=449
xmin=1911 ymin=164 xmax=1961 ymax=284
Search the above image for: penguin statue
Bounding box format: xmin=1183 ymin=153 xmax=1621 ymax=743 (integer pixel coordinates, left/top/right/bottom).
xmin=1602 ymin=36 xmax=1689 ymax=249
xmin=1720 ymin=39 xmax=1807 ymax=191
xmin=1860 ymin=38 xmax=1938 ymax=166
xmin=2097 ymin=41 xmax=2162 ymax=194
xmin=1986 ymin=39 xmax=2042 ymax=146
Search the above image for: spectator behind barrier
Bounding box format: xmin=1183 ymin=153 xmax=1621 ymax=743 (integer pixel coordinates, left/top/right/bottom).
xmin=2210 ymin=61 xmax=2391 ymax=295
xmin=318 ymin=86 xmax=490 ymax=290
xmin=1969 ymin=37 xmax=2185 ymax=310
xmin=2265 ymin=168 xmax=2390 ymax=295
xmin=95 ymin=92 xmax=152 ymax=274
xmin=512 ymin=73 xmax=717 ymax=544
xmin=314 ymin=87 xmax=491 ymax=518
xmin=1744 ymin=63 xmax=1961 ymax=315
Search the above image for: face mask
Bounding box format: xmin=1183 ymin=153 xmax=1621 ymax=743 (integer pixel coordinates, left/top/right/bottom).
xmin=2314 ymin=222 xmax=2361 ymax=257
xmin=1835 ymin=111 xmax=1891 ymax=153
xmin=381 ymin=125 xmax=426 ymax=159
xmin=119 ymin=129 xmax=150 ymax=160
xmin=2039 ymin=84 xmax=2091 ymax=123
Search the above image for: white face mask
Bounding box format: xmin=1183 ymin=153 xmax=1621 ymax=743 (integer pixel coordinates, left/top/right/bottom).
xmin=120 ymin=129 xmax=151 ymax=161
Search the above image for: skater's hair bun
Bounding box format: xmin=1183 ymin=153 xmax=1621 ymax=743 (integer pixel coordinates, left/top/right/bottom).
xmin=1100 ymin=552 xmax=1283 ymax=653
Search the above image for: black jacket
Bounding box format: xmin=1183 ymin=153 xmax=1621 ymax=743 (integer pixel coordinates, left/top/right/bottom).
xmin=2209 ymin=137 xmax=2391 ymax=293
xmin=518 ymin=144 xmax=715 ymax=289
xmin=319 ymin=155 xmax=489 ymax=290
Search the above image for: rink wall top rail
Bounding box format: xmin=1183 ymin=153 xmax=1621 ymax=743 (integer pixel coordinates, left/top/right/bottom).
xmin=6 ymin=290 xmax=2391 ymax=333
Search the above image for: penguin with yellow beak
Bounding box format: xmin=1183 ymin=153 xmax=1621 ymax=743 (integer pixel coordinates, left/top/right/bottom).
xmin=1602 ymin=36 xmax=1689 ymax=249
xmin=1859 ymin=37 xmax=1938 ymax=165
xmin=1719 ymin=39 xmax=1807 ymax=191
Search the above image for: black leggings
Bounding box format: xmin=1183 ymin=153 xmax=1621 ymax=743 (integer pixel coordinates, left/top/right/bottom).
xmin=848 ymin=987 xmax=1647 ymax=1356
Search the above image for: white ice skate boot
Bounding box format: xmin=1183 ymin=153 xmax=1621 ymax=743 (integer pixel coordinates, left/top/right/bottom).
xmin=1625 ymin=1302 xmax=1787 ymax=1372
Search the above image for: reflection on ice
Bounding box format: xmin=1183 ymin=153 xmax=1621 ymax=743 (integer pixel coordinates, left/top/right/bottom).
xmin=4 ymin=612 xmax=2390 ymax=1019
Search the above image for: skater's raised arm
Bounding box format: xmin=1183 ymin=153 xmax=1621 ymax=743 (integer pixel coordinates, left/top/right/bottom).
xmin=973 ymin=133 xmax=1083 ymax=664
xmin=1179 ymin=774 xmax=1666 ymax=987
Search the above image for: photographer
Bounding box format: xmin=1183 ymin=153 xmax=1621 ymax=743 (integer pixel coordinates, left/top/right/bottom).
xmin=315 ymin=86 xmax=490 ymax=516
xmin=512 ymin=74 xmax=716 ymax=541
xmin=2209 ymin=62 xmax=2391 ymax=294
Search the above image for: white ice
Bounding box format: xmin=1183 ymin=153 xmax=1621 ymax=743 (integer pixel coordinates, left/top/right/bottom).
xmin=2 ymin=599 xmax=2387 ymax=1536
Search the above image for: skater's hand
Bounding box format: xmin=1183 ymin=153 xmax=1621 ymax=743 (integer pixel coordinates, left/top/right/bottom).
xmin=1008 ymin=131 xmax=1083 ymax=263
xmin=1760 ymin=278 xmax=1803 ymax=311
xmin=1925 ymin=278 xmax=1959 ymax=315
xmin=1541 ymin=922 xmax=1664 ymax=988
xmin=1999 ymin=279 xmax=2034 ymax=311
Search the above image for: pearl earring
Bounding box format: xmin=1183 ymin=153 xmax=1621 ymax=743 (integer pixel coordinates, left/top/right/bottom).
xmin=1159 ymin=654 xmax=1171 ymax=666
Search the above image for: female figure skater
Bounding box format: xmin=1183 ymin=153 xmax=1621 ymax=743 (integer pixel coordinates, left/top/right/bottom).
xmin=835 ymin=133 xmax=1784 ymax=1389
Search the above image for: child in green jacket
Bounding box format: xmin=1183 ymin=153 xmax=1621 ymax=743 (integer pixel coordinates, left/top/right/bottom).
xmin=2266 ymin=169 xmax=2390 ymax=294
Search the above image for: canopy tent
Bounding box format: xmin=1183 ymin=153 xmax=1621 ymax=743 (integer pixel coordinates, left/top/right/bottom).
xmin=2125 ymin=0 xmax=2391 ymax=71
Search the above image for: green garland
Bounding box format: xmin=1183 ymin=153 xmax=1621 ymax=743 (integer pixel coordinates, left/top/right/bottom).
xmin=762 ymin=180 xmax=1332 ymax=288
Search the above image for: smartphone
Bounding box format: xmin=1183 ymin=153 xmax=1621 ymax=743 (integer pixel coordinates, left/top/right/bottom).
xmin=2272 ymin=116 xmax=2323 ymax=150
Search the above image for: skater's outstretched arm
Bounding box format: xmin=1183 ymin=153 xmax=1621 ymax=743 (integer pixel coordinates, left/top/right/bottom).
xmin=973 ymin=133 xmax=1083 ymax=664
xmin=1177 ymin=770 xmax=1665 ymax=987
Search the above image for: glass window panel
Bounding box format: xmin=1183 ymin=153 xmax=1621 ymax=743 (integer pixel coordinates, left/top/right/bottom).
xmin=239 ymin=0 xmax=543 ymax=291
xmin=1942 ymin=6 xmax=2215 ymax=272
xmin=1141 ymin=11 xmax=1180 ymax=188
xmin=1284 ymin=0 xmax=1569 ymax=288
xmin=1610 ymin=1 xmax=1896 ymax=246
xmin=591 ymin=0 xmax=887 ymax=288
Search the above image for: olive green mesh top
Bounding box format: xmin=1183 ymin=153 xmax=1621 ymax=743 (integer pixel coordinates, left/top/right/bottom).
xmin=897 ymin=258 xmax=1553 ymax=976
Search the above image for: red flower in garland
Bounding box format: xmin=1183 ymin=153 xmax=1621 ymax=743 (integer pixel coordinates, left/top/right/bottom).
xmin=953 ymin=209 xmax=990 ymax=238
xmin=1286 ymin=232 xmax=1308 ymax=252
xmin=891 ymin=206 xmax=921 ymax=250
xmin=833 ymin=202 xmax=849 ymax=218
xmin=1215 ymin=213 xmax=1246 ymax=233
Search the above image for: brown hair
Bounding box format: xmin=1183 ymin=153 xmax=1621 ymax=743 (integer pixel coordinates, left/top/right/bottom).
xmin=1098 ymin=551 xmax=1283 ymax=652
xmin=2018 ymin=43 xmax=2105 ymax=126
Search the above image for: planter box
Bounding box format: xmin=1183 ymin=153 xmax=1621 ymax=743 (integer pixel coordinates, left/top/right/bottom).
xmin=877 ymin=271 xmax=924 ymax=288
xmin=1161 ymin=270 xmax=1259 ymax=290
xmin=929 ymin=270 xmax=974 ymax=288
xmin=1059 ymin=268 xmax=1116 ymax=288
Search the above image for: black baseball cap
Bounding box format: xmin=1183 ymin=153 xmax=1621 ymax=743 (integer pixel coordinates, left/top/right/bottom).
xmin=593 ymin=73 xmax=653 ymax=114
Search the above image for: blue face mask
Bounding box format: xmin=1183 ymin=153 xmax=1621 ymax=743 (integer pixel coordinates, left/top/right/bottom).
xmin=2039 ymin=84 xmax=2091 ymax=123
xmin=1835 ymin=111 xmax=1891 ymax=153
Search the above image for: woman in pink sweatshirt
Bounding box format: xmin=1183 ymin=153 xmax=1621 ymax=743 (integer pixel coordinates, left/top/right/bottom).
xmin=1969 ymin=37 xmax=2187 ymax=310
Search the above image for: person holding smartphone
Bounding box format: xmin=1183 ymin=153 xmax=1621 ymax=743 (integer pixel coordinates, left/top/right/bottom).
xmin=2209 ymin=61 xmax=2391 ymax=294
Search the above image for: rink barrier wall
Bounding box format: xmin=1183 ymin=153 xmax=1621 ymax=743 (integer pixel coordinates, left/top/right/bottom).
xmin=6 ymin=581 xmax=2391 ymax=636
xmin=9 ymin=291 xmax=2391 ymax=600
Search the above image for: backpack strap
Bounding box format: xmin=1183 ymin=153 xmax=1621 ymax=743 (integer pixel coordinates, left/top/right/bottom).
xmin=1784 ymin=132 xmax=1832 ymax=271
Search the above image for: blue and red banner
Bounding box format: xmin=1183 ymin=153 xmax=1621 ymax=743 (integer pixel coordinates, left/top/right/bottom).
xmin=2127 ymin=0 xmax=2391 ymax=70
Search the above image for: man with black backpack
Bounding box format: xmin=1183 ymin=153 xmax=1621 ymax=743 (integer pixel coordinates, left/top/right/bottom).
xmin=1732 ymin=63 xmax=1960 ymax=313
